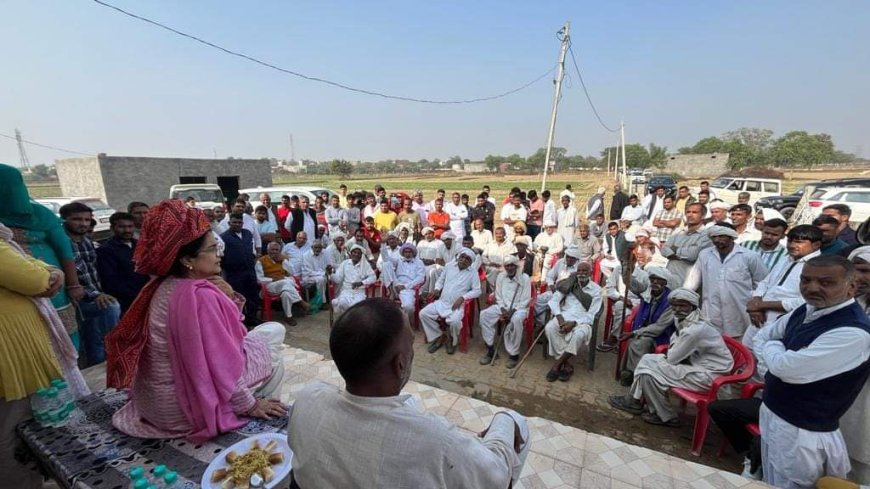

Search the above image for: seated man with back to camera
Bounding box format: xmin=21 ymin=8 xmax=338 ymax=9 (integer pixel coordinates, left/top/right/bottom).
xmin=288 ymin=298 xmax=529 ymax=488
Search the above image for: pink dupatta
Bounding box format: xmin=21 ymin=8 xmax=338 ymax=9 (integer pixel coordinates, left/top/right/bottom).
xmin=165 ymin=279 xmax=267 ymax=443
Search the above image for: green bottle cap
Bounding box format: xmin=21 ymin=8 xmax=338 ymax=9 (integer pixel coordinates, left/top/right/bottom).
xmin=129 ymin=467 xmax=145 ymax=479
xmin=164 ymin=471 xmax=178 ymax=484
xmin=132 ymin=479 xmax=148 ymax=489
xmin=152 ymin=464 xmax=166 ymax=477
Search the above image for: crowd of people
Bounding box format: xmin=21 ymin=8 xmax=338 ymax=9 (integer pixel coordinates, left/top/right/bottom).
xmin=0 ymin=162 xmax=867 ymax=489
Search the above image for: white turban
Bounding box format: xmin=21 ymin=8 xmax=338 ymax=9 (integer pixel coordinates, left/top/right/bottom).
xmin=442 ymin=231 xmax=456 ymax=240
xmin=331 ymin=232 xmax=346 ymax=242
xmin=421 ymin=226 xmax=435 ymax=235
xmin=709 ymin=201 xmax=731 ymax=211
xmin=597 ymin=186 xmax=606 ymax=194
xmin=386 ymin=230 xmax=398 ymax=238
xmin=458 ymin=248 xmax=476 ymax=261
xmin=635 ymin=228 xmax=650 ymax=238
xmin=848 ymin=245 xmax=870 ymax=263
xmin=349 ymin=244 xmax=366 ymax=254
xmin=564 ymin=247 xmax=581 ymax=259
xmin=503 ymin=255 xmax=519 ymax=266
xmin=668 ymin=288 xmax=700 ymax=306
xmin=708 ymin=225 xmax=738 ymax=238
xmin=543 ymin=219 xmax=556 ymax=227
xmin=760 ymin=208 xmax=785 ymax=222
xmin=514 ymin=235 xmax=531 ymax=247
xmin=645 ymin=266 xmax=675 ymax=287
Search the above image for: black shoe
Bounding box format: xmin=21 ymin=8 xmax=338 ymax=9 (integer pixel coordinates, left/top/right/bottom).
xmin=641 ymin=412 xmax=681 ymax=427
xmin=479 ymin=346 xmax=495 ymax=365
xmin=428 ymin=340 xmax=443 ymax=354
xmin=506 ymin=355 xmax=519 ymax=369
xmin=619 ymin=370 xmax=634 ymax=387
xmin=446 ymin=341 xmax=455 ymax=355
xmin=546 ymin=367 xmax=560 ymax=382
xmin=608 ymin=395 xmax=644 ymax=415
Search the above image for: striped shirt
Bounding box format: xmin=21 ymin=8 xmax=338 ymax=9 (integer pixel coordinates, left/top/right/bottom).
xmin=743 ymin=240 xmax=787 ymax=273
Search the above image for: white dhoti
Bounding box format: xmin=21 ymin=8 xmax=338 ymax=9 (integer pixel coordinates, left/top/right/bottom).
xmin=760 ymin=404 xmax=851 ymax=489
xmin=265 ymin=279 xmax=303 ymax=318
xmin=628 ymin=353 xmax=715 ymax=422
xmin=422 ymin=264 xmax=443 ymax=295
xmin=332 ymin=289 xmax=367 ymax=318
xmin=246 ymin=321 xmax=287 ymax=398
xmin=534 ymin=291 xmax=553 ymax=326
xmin=420 ymin=300 xmax=464 ymax=345
xmin=544 ymin=319 xmax=591 ymax=357
xmin=397 ymin=288 xmax=417 ymax=315
xmin=479 ymin=305 xmax=528 ymax=356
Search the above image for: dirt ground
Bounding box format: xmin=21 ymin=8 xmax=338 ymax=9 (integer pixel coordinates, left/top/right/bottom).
xmin=282 ymin=304 xmax=747 ymax=473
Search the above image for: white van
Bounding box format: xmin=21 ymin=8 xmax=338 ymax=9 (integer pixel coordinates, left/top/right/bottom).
xmin=707 ymin=177 xmax=782 ymax=206
xmin=169 ymin=184 xmax=225 ymax=209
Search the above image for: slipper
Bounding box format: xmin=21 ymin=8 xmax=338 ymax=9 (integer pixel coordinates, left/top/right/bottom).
xmin=427 ymin=341 xmax=443 ymax=354
xmin=641 ymin=412 xmax=682 ymax=427
xmin=545 ymin=367 xmax=560 ymax=382
xmin=608 ymin=395 xmax=644 ymax=415
xmin=596 ymin=341 xmax=617 ymax=353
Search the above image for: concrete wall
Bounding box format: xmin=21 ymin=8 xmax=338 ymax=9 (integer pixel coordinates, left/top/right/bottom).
xmin=56 ymin=157 xmax=107 ymax=201
xmin=662 ymin=153 xmax=730 ymax=179
xmin=56 ymin=155 xmax=273 ymax=209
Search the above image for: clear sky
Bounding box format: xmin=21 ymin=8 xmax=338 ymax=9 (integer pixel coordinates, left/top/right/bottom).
xmin=1 ymin=0 xmax=868 ymax=167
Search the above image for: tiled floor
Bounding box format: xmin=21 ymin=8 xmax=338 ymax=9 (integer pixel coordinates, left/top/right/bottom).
xmin=278 ymin=346 xmax=769 ymax=489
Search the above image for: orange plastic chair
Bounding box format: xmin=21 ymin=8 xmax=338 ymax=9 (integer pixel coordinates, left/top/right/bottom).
xmin=657 ymin=337 xmax=756 ymax=456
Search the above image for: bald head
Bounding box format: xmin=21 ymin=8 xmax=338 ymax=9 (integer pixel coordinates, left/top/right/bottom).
xmin=330 ymin=298 xmax=413 ymax=395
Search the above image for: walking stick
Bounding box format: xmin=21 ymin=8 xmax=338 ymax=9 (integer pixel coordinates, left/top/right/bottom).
xmin=509 ymin=326 xmax=547 ymax=379
xmin=616 ymin=250 xmax=636 ymax=374
xmin=489 ymin=278 xmax=522 ymax=366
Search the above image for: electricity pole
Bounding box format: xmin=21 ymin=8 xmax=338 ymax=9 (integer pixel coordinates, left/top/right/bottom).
xmin=540 ymin=21 xmax=570 ymax=193
xmin=15 ymin=129 xmax=31 ymax=172
xmin=620 ymin=121 xmax=627 ymax=189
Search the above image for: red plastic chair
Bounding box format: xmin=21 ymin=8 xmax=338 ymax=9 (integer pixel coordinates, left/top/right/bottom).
xmin=657 ymin=336 xmax=757 ymax=456
xmin=382 ymin=282 xmax=424 ymax=330
xmin=614 ymin=304 xmax=641 ymax=380
xmin=592 ymin=256 xmax=602 ymax=284
xmin=458 ymin=298 xmax=477 ymax=353
xmin=716 ymin=382 xmax=764 ymax=457
xmin=260 ymin=276 xmax=304 ymax=321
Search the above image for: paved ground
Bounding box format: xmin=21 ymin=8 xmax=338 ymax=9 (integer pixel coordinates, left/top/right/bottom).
xmin=283 ymin=305 xmax=745 ymax=473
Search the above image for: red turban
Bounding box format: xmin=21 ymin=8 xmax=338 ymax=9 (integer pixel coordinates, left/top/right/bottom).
xmin=106 ymin=199 xmax=212 ymax=388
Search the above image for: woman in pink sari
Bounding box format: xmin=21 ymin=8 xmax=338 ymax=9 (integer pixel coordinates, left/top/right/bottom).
xmin=106 ymin=200 xmax=287 ymax=443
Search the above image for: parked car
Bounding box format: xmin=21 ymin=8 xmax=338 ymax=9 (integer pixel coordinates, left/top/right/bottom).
xmin=756 ymin=178 xmax=870 ymax=220
xmin=645 ymin=175 xmax=677 ymax=196
xmin=806 ymin=187 xmax=870 ymax=223
xmin=707 ymin=177 xmax=781 ymax=206
xmin=35 ymin=197 xmax=116 ymax=233
xmin=238 ymin=186 xmax=338 ymax=206
xmin=169 ymin=184 xmax=225 ymax=210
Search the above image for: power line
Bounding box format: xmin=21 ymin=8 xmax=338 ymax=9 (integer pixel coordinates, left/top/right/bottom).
xmin=566 ymin=42 xmax=619 ymax=133
xmin=0 ymin=132 xmax=92 ymax=156
xmin=91 ymin=0 xmax=556 ymax=104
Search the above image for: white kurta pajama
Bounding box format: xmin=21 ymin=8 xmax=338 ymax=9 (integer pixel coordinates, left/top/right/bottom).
xmin=630 ymin=310 xmax=733 ymax=422
xmin=480 ymin=271 xmax=531 ymax=356
xmin=417 ymin=238 xmax=448 ymax=294
xmin=330 ymin=258 xmax=376 ymax=318
xmin=500 ymin=204 xmax=528 ymax=242
xmin=685 ymin=245 xmax=767 ymax=337
xmin=381 ymin=256 xmax=426 ymax=315
xmin=753 ymin=301 xmax=870 ymax=489
xmin=281 ymin=242 xmax=310 ymax=276
xmin=444 ymin=202 xmax=468 ymax=240
xmin=544 ymin=281 xmax=603 ymax=357
xmin=419 ymin=262 xmax=482 ymax=345
xmin=301 ymin=250 xmax=329 ymax=299
xmin=556 ymin=206 xmax=579 ymax=247
xmin=482 ymin=240 xmax=517 ymax=289
xmin=288 ymin=382 xmax=529 ymax=488
xmin=533 ymin=230 xmax=564 ymax=277
xmin=324 ymin=244 xmax=348 ymax=269
xmin=255 ymin=261 xmax=304 ymax=319
xmin=534 ymin=258 xmax=580 ymax=325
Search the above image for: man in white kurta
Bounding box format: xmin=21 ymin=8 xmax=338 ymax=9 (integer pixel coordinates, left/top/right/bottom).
xmin=846 ymin=246 xmax=870 ymax=484
xmin=255 ymin=241 xmax=307 ymax=323
xmin=417 ymin=227 xmax=447 ymax=295
xmin=500 ymin=195 xmax=528 ymax=242
xmin=556 ymin=195 xmax=579 ymax=247
xmin=471 ymin=219 xmax=493 ymax=251
xmin=420 ymin=249 xmax=482 ymax=355
xmin=482 ymin=227 xmax=517 ymax=291
xmin=331 ymin=246 xmax=376 ymax=318
xmin=281 ymin=231 xmax=311 ymax=277
xmin=685 ymin=225 xmax=767 ymax=338
xmin=381 ymin=243 xmax=426 ymax=319
xmin=324 ymin=232 xmax=349 ymax=270
xmin=534 ymin=247 xmax=581 ymax=326
xmin=301 ymin=241 xmax=329 ymax=302
xmin=753 ymin=256 xmax=870 ymax=489
xmin=376 ymin=232 xmax=402 ymax=273
xmin=533 ymin=220 xmax=564 ymax=278
xmin=543 ymin=262 xmax=603 ymax=382
xmin=444 ymin=193 xmax=469 ymax=240
xmin=346 ymin=229 xmax=375 ymax=263
xmin=442 ymin=232 xmax=462 ymax=265
xmin=288 ymin=299 xmax=529 ymax=488
xmin=479 ymin=256 xmax=531 ymax=368
xmin=609 ymin=288 xmax=733 ymax=426
xmin=325 ymin=196 xmax=347 ymax=236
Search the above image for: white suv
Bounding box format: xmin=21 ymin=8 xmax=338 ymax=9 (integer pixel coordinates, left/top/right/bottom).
xmin=806 ymin=187 xmax=870 ymax=224
xmin=35 ymin=197 xmax=116 ymax=233
xmin=707 ymin=177 xmax=782 ymax=206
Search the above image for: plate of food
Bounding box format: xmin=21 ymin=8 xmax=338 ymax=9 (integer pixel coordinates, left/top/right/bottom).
xmin=201 ymin=433 xmax=293 ymax=489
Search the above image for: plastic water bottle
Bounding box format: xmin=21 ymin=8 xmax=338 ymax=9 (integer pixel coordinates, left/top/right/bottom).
xmin=30 ymin=388 xmax=49 ymax=425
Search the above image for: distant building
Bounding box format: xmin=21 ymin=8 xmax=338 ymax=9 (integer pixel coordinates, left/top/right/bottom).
xmin=663 ymin=153 xmax=730 ymax=178
xmin=55 ymin=154 xmax=272 ymax=208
